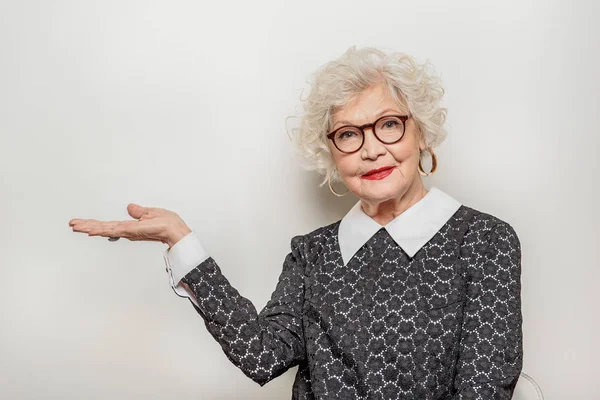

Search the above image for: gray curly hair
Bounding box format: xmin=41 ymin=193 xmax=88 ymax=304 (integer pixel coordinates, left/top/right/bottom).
xmin=287 ymin=46 xmax=448 ymax=187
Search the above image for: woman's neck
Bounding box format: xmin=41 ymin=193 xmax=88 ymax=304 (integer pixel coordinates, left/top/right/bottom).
xmin=360 ymin=180 xmax=428 ymax=226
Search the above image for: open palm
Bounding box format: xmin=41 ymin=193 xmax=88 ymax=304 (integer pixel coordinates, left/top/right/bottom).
xmin=69 ymin=203 xmax=191 ymax=248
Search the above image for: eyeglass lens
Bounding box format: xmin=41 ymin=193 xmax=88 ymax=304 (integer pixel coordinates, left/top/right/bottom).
xmin=333 ymin=116 xmax=405 ymax=153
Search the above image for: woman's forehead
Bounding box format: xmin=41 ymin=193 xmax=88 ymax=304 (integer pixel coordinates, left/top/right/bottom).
xmin=331 ymin=98 xmax=408 ymax=127
xmin=332 ymin=84 xmax=407 ymax=121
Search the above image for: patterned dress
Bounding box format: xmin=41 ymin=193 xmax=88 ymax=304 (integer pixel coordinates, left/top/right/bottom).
xmin=163 ymin=187 xmax=523 ymax=399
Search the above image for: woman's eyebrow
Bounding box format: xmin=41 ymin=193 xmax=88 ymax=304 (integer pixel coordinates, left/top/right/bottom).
xmin=332 ymin=108 xmax=402 ymax=129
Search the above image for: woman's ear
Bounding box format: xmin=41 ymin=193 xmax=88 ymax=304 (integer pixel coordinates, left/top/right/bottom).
xmin=410 ymin=117 xmax=426 ymax=152
xmin=417 ymin=128 xmax=427 ymax=152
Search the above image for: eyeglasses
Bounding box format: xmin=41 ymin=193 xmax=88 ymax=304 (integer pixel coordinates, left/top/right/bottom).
xmin=326 ymin=114 xmax=410 ymax=154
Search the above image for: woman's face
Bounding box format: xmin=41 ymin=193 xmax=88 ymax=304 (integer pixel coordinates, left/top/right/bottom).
xmin=328 ymin=82 xmax=426 ymax=204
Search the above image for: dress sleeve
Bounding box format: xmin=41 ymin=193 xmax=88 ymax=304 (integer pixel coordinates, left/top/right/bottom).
xmin=179 ymin=234 xmax=308 ymax=387
xmin=451 ymin=222 xmax=524 ymax=399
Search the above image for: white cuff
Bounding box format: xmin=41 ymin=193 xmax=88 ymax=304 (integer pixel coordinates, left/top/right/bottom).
xmin=163 ymin=231 xmax=210 ymax=284
xmin=162 ymin=231 xmax=209 ymax=308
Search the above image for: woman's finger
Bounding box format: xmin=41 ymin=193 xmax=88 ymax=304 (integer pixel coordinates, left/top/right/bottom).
xmin=71 ymin=219 xmax=105 ymax=233
xmin=90 ymin=219 xmax=151 ymax=238
xmin=85 ymin=220 xmax=129 ymax=236
xmin=70 ymin=211 xmax=178 ymax=244
xmin=85 ymin=218 xmax=171 ymax=243
xmin=127 ymin=203 xmax=164 ymax=220
xmin=72 ymin=220 xmax=126 ymax=237
xmin=128 ymin=204 xmax=176 ymax=220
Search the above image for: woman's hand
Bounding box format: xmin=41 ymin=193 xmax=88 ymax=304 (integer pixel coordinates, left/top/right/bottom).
xmin=68 ymin=203 xmax=192 ymax=249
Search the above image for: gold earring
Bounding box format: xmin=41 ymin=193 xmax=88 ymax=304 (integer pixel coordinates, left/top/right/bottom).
xmin=328 ymin=171 xmax=349 ymax=197
xmin=418 ymin=147 xmax=438 ymax=176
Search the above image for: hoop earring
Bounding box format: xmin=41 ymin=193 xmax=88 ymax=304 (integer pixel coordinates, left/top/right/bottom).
xmin=328 ymin=172 xmax=349 ymax=197
xmin=418 ymin=147 xmax=438 ymax=176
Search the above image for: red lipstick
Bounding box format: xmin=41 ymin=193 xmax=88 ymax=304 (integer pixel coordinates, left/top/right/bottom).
xmin=361 ymin=166 xmax=395 ymax=180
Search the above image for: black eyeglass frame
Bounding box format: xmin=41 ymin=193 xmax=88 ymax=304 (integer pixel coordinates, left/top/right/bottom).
xmin=326 ymin=114 xmax=411 ymax=154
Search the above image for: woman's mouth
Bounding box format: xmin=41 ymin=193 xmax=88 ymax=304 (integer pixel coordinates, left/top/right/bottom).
xmin=361 ymin=166 xmax=395 ymax=180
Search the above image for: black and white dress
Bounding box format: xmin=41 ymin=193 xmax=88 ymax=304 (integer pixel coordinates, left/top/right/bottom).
xmin=163 ymin=186 xmax=523 ymax=399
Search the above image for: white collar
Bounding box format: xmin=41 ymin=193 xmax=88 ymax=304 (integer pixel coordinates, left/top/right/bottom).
xmin=337 ymin=187 xmax=462 ymax=265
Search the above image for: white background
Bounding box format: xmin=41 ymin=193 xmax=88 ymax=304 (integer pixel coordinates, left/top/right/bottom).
xmin=1 ymin=0 xmax=598 ymax=399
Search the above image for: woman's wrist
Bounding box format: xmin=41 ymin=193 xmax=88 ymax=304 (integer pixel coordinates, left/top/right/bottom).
xmin=167 ymin=221 xmax=192 ymax=249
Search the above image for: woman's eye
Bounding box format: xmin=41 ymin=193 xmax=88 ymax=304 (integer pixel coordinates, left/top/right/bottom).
xmin=339 ymin=130 xmax=356 ymax=139
xmin=384 ymin=121 xmax=399 ymax=128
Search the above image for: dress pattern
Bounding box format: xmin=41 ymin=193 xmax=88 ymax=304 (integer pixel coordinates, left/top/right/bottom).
xmin=180 ymin=205 xmax=523 ymax=399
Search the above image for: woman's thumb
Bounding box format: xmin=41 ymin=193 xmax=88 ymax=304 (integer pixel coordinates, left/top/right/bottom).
xmin=127 ymin=203 xmax=146 ymax=219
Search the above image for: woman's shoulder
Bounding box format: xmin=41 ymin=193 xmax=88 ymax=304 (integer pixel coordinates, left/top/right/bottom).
xmin=289 ymin=220 xmax=341 ymax=253
xmin=457 ymin=204 xmax=520 ymax=244
xmin=294 ymin=220 xmax=340 ymax=241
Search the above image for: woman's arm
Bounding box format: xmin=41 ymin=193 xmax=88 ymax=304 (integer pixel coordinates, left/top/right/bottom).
xmin=451 ymin=222 xmax=523 ymax=399
xmin=175 ymin=234 xmax=308 ymax=387
xmin=69 ymin=206 xmax=306 ymax=385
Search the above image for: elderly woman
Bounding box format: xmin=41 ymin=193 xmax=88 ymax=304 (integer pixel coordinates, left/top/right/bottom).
xmin=69 ymin=46 xmax=523 ymax=399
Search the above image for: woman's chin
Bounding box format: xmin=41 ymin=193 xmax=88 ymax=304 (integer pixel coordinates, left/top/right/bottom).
xmin=356 ymin=188 xmax=401 ymax=202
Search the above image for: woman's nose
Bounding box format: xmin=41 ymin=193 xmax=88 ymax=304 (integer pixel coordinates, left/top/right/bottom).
xmin=361 ymin=128 xmax=386 ymax=159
